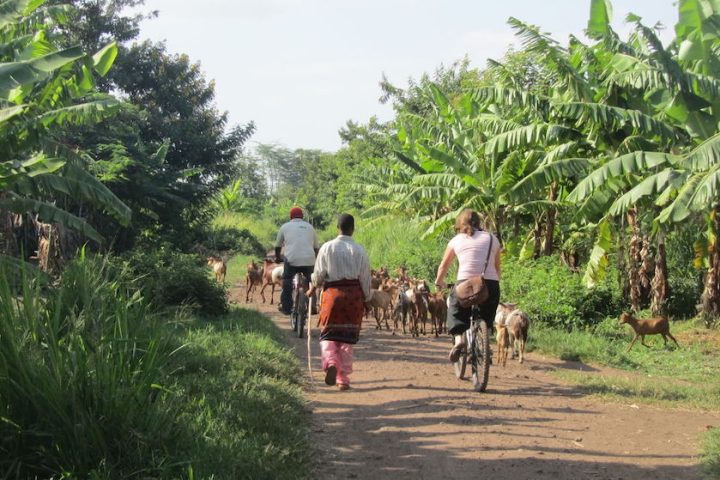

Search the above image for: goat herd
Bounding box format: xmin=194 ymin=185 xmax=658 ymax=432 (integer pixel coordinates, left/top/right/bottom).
xmin=220 ymin=255 xmax=681 ymax=364
xmin=240 ymin=259 xmax=531 ymax=366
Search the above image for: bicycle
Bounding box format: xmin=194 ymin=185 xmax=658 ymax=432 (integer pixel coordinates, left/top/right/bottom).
xmin=452 ymin=303 xmax=491 ymax=392
xmin=290 ymin=272 xmax=309 ymax=338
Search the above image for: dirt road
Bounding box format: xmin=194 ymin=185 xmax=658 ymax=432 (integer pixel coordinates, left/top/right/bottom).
xmin=235 ymin=291 xmax=717 ymax=480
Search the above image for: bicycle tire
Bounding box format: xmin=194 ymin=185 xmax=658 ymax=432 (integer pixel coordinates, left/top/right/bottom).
xmin=295 ymin=288 xmax=306 ymax=338
xmin=290 ymin=277 xmax=300 ymax=331
xmin=453 ymin=343 xmax=467 ymax=379
xmin=471 ymin=320 xmax=490 ymax=392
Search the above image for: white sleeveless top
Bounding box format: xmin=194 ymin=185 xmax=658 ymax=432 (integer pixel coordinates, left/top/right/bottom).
xmin=448 ymin=230 xmax=500 ymax=281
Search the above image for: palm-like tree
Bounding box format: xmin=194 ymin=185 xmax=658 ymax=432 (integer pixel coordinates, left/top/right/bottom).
xmin=0 ymin=0 xmax=129 ymax=267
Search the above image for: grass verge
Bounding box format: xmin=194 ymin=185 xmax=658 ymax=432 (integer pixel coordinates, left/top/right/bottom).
xmin=702 ymin=427 xmax=720 ymax=479
xmin=528 ymin=318 xmax=720 ymax=477
xmin=173 ymin=308 xmax=310 ymax=479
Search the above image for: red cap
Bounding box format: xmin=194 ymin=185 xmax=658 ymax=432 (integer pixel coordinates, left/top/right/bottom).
xmin=290 ymin=207 xmax=303 ymax=219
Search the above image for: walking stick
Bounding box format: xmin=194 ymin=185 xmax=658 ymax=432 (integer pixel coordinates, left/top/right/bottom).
xmin=307 ymin=293 xmax=316 ymax=388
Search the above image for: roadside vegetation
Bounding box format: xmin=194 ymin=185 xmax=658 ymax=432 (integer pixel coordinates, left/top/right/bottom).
xmin=3 ymin=0 xmax=720 ymax=477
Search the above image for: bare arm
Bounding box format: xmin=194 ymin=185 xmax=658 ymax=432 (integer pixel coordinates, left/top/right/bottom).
xmin=434 ymin=244 xmax=456 ymax=289
xmin=274 ymin=227 xmax=284 ymax=261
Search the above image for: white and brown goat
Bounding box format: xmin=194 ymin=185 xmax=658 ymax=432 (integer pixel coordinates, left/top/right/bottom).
xmin=495 ymin=303 xmax=530 ymax=363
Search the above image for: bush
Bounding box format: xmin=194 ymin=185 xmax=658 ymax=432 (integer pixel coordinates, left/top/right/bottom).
xmin=501 ymin=256 xmax=623 ymax=330
xmin=667 ymin=275 xmax=702 ymax=318
xmin=204 ymin=226 xmax=265 ymax=256
xmin=111 ymin=245 xmax=228 ymax=316
xmin=0 ymin=256 xmax=184 ymax=478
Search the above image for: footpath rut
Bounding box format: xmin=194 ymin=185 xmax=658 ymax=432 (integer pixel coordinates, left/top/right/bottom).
xmin=234 ymin=289 xmax=717 ymax=480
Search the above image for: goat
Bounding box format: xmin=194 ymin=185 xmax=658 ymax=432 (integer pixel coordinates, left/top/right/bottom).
xmin=409 ymin=280 xmax=430 ymax=336
xmin=368 ymin=288 xmax=392 ymax=330
xmin=495 ymin=303 xmax=530 ymax=363
xmin=619 ymin=312 xmax=679 ymax=351
xmin=245 ymin=260 xmax=262 ymax=302
xmin=207 ymin=256 xmax=226 ymax=284
xmin=427 ymin=291 xmax=447 ymax=337
xmin=496 ymin=323 xmax=509 ymax=367
xmin=392 ymin=283 xmax=413 ymax=335
xmin=259 ymin=258 xmax=284 ymax=304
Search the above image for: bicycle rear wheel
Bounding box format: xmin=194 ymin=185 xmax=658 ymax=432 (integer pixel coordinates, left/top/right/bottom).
xmin=295 ymin=288 xmax=306 ymax=338
xmin=470 ymin=320 xmax=490 ymax=392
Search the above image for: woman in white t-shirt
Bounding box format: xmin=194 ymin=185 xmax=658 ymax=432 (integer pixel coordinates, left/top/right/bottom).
xmin=434 ymin=209 xmax=501 ymax=363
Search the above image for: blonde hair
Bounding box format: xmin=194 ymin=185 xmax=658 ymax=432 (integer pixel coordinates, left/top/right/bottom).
xmin=455 ymin=209 xmax=481 ymax=236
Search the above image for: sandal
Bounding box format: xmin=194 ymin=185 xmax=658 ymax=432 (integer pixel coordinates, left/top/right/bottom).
xmin=324 ymin=365 xmax=337 ymax=386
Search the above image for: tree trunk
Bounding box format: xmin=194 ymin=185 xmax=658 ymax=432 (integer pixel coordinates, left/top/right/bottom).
xmin=639 ymin=234 xmax=654 ymax=305
xmin=651 ymin=231 xmax=668 ymax=316
xmin=617 ymin=215 xmax=629 ymax=301
xmin=532 ymin=217 xmax=543 ymax=259
xmin=701 ymin=205 xmax=720 ymax=321
xmin=543 ymin=183 xmax=557 ymax=256
xmin=0 ymin=209 xmax=19 ymax=257
xmin=494 ymin=207 xmax=504 ymax=246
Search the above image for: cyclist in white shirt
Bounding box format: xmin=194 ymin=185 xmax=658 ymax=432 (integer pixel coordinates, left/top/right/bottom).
xmin=275 ymin=207 xmax=320 ymax=315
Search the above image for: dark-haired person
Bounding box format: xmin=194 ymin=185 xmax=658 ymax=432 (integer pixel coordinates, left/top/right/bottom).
xmin=434 ymin=209 xmax=501 ymax=362
xmin=275 ymin=207 xmax=320 ymax=315
xmin=307 ymin=213 xmax=371 ymax=391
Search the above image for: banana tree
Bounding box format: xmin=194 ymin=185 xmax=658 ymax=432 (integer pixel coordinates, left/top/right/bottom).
xmin=0 ymin=0 xmax=128 ymax=266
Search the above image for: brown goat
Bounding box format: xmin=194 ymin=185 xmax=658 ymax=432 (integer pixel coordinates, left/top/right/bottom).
xmin=496 ymin=324 xmax=509 ymax=367
xmin=619 ymin=312 xmax=679 ymax=351
xmin=368 ymin=288 xmax=392 ymax=330
xmin=207 ymin=256 xmax=226 ymax=284
xmin=245 ymin=260 xmax=262 ymax=302
xmin=427 ymin=292 xmax=447 ymax=337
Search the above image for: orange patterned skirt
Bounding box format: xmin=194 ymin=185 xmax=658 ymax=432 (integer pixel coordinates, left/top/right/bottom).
xmin=319 ymin=279 xmax=365 ymax=344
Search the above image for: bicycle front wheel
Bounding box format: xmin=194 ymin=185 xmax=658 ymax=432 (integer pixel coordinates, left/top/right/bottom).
xmin=453 ymin=344 xmax=467 ymax=379
xmin=470 ymin=321 xmax=490 ymax=392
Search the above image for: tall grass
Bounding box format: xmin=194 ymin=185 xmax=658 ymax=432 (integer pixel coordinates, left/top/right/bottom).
xmin=0 ymin=256 xmax=182 ymax=478
xmin=354 ymin=216 xmax=450 ymax=280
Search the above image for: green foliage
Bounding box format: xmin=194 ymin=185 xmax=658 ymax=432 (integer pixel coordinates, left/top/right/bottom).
xmin=204 ymin=226 xmax=265 ymax=256
xmin=353 ymin=216 xmax=449 ymax=281
xmin=0 ymin=256 xmax=182 ymax=478
xmin=501 ymin=256 xmax=623 ymax=329
xmin=0 ymin=257 xmax=310 ymax=478
xmin=110 ymin=246 xmax=228 ymax=316
xmin=0 ymin=0 xmax=128 ymax=245
xmin=214 ymin=212 xmax=279 ymax=250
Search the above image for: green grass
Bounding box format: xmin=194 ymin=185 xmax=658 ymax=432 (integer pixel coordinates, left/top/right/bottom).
xmin=530 ymin=317 xmax=718 ymax=384
xmin=553 ymin=371 xmax=720 ymax=410
xmin=702 ymin=427 xmax=720 ymax=479
xmin=172 ymin=308 xmax=310 ymax=480
xmin=225 ymin=253 xmax=255 ymax=287
xmin=528 ymin=317 xmax=720 ymax=408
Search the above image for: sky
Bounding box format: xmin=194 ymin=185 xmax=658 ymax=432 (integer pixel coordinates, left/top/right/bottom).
xmin=139 ymin=0 xmax=679 ymax=152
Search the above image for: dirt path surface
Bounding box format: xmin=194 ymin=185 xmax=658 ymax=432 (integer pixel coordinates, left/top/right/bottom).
xmin=232 ymin=289 xmax=717 ymax=480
